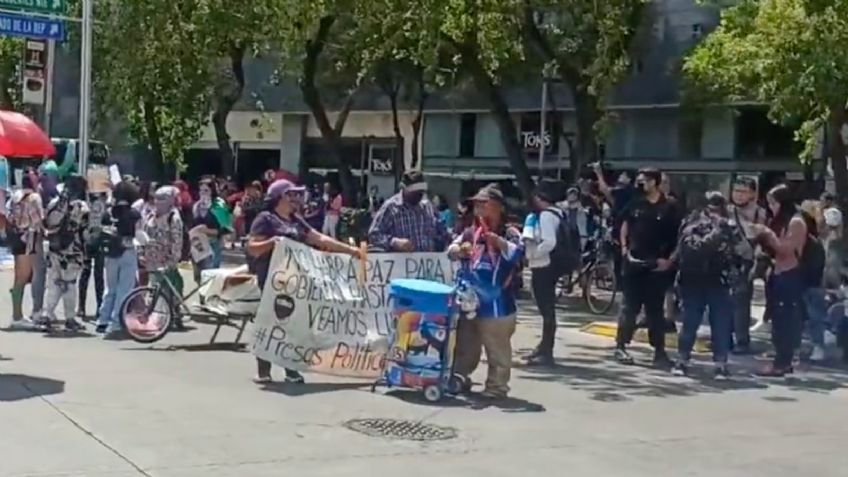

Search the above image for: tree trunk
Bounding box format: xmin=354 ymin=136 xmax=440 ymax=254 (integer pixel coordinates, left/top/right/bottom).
xmin=410 ymin=78 xmax=427 ymax=170
xmin=827 ymin=107 xmax=848 ymax=212
xmin=212 ymin=43 xmax=246 ymax=178
xmin=458 ymin=43 xmax=534 ymax=199
xmin=300 ymin=15 xmax=358 ymax=206
xmin=570 ymin=84 xmax=600 ymax=178
xmin=142 ymin=98 xmax=164 ymax=169
xmin=387 ymin=88 xmax=405 ymax=187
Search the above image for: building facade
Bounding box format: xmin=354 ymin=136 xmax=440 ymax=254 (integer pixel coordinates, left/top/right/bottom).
xmin=45 ymin=0 xmax=816 ymax=203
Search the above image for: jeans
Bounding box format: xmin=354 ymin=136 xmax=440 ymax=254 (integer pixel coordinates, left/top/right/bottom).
xmin=732 ymin=278 xmax=755 ymax=347
xmin=766 ymin=268 xmax=804 ymax=368
xmin=194 ymin=238 xmax=222 ymax=283
xmin=679 ymin=285 xmax=733 ymax=364
xmin=803 ymin=287 xmax=828 ymax=347
xmin=31 ymin=240 xmax=46 ymax=317
xmin=531 ymin=266 xmax=559 ymax=355
xmin=78 ymin=251 xmax=105 ymax=316
xmin=617 ymin=270 xmax=668 ymax=351
xmin=98 ymin=249 xmax=139 ymax=330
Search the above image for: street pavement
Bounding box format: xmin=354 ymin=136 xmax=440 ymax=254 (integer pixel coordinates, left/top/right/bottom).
xmin=1 ymin=268 xmax=848 ymax=477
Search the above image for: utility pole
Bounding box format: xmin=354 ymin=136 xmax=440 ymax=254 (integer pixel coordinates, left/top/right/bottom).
xmin=78 ymin=0 xmax=93 ymax=173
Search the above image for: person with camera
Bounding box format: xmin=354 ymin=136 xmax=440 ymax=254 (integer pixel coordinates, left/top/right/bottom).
xmin=615 ymin=168 xmax=681 ymax=366
xmin=40 ymin=175 xmax=90 ymax=332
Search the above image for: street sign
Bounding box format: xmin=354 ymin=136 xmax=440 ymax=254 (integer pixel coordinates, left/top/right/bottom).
xmin=0 ymin=0 xmax=65 ymax=15
xmin=0 ymin=12 xmax=63 ymax=40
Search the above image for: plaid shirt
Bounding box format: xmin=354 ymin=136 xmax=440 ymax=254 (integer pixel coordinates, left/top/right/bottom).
xmin=368 ymin=193 xmax=446 ymax=252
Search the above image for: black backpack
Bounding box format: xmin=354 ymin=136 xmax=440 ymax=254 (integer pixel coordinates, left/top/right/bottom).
xmin=800 ymin=233 xmax=825 ymax=288
xmin=545 ymin=207 xmax=581 ymax=275
xmin=677 ymin=211 xmax=732 ymax=282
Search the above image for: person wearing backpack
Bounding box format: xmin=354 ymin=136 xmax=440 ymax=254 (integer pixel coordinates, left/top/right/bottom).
xmin=750 ymin=184 xmax=808 ymax=377
xmin=523 ymin=182 xmax=577 ymax=365
xmin=615 ymin=168 xmax=681 ymax=367
xmin=40 ymin=175 xmax=90 ymax=332
xmin=672 ymin=192 xmax=744 ymax=379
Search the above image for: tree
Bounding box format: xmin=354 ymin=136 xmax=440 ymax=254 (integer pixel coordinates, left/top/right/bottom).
xmin=199 ymin=0 xmax=284 ymax=176
xmin=684 ymin=0 xmax=848 ymax=207
xmin=94 ymin=0 xmax=213 ymax=172
xmin=0 ymin=38 xmax=22 ymax=110
xmin=522 ymin=0 xmax=647 ymax=174
xmin=437 ymin=0 xmax=537 ymax=198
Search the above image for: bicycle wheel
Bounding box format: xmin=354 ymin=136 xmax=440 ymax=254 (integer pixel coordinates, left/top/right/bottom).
xmin=120 ymin=286 xmax=175 ymax=343
xmin=584 ymin=261 xmax=618 ymax=315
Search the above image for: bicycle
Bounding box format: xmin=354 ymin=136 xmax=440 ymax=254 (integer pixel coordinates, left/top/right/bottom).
xmin=557 ymin=234 xmax=619 ymax=315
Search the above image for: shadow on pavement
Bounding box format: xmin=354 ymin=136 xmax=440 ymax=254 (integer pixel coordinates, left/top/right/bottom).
xmin=122 ymin=343 xmax=248 ymax=353
xmin=516 ymin=343 xmax=848 ymax=402
xmin=0 ymin=373 xmax=65 ymax=402
xmin=260 ymin=381 xmax=366 ymax=397
xmin=385 ymin=389 xmax=546 ymax=413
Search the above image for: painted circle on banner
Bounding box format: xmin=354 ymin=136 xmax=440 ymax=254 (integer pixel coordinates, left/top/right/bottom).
xmin=273 ymin=294 xmax=296 ymax=322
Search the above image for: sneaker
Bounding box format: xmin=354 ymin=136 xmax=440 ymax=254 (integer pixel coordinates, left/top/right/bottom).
xmin=480 ymin=388 xmax=507 ymax=400
xmin=672 ymin=361 xmax=689 ymax=377
xmin=809 ymin=345 xmax=826 ymax=362
xmin=95 ymin=324 xmax=108 ymax=334
xmin=614 ymin=347 xmax=635 ymax=365
xmin=653 ymin=350 xmax=672 ymax=368
xmin=34 ymin=317 xmax=53 ymax=333
xmin=6 ymin=318 xmax=37 ymax=331
xmin=524 ymin=349 xmax=555 ymax=366
xmin=252 ymin=375 xmax=272 ymax=384
xmin=284 ymin=371 xmax=305 ymax=384
xmin=65 ymin=318 xmax=85 ymax=333
xmin=713 ymin=364 xmax=730 ymax=381
xmin=756 ymin=364 xmax=793 ymax=378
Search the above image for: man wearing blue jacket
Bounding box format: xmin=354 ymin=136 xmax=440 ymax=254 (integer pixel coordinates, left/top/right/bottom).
xmin=448 ymin=184 xmax=524 ymax=399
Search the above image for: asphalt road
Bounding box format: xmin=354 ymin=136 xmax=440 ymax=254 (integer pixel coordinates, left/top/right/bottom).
xmin=1 ymin=268 xmax=847 ymax=477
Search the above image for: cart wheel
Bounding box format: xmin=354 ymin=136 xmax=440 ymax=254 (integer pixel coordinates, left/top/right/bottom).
xmin=446 ymin=375 xmax=465 ymax=395
xmin=370 ymin=382 xmax=378 ymax=393
xmin=423 ymin=385 xmax=443 ymax=402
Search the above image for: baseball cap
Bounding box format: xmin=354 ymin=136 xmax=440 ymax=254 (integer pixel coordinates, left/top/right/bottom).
xmin=471 ymin=184 xmax=504 ymax=203
xmin=266 ymin=179 xmax=305 ymax=202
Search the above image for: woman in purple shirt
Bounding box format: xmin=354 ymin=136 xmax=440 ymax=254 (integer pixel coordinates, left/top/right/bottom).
xmin=247 ymin=179 xmax=360 ymax=384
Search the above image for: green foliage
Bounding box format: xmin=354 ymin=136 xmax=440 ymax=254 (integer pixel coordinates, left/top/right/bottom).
xmin=94 ymin=0 xmax=214 ymax=170
xmin=685 ymin=0 xmax=848 ymax=161
xmin=0 ymin=37 xmax=22 ymax=110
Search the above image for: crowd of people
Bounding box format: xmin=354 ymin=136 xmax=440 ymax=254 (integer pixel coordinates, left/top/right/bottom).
xmin=3 ymin=161 xmax=847 ymax=400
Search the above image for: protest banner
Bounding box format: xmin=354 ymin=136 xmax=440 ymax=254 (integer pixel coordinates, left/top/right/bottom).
xmin=251 ymin=238 xmax=454 ymax=378
xmin=188 ymin=225 xmax=213 ymax=263
xmin=86 ymin=165 xmax=111 ymax=193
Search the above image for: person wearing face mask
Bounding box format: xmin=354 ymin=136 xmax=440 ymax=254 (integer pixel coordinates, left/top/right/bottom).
xmin=727 ymin=177 xmax=767 ymax=354
xmin=142 ymin=186 xmax=185 ymax=329
xmin=191 ymin=178 xmax=233 ymax=282
xmin=247 ymin=179 xmax=361 ymax=384
xmin=615 ymin=168 xmax=681 ymax=366
xmin=78 ymin=192 xmax=107 ymax=321
xmin=368 ymin=171 xmax=447 ymax=252
xmin=39 ymin=175 xmax=90 ymax=332
xmin=97 ymin=181 xmax=142 ymax=339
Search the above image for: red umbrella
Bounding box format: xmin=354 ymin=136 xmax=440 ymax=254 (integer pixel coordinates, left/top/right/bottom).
xmin=0 ymin=110 xmax=56 ymax=158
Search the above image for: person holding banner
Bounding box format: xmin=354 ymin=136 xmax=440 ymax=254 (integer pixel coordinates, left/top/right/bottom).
xmin=247 ymin=179 xmax=361 ymax=384
xmin=448 ymin=184 xmax=523 ymax=400
xmin=368 ymin=171 xmax=447 ymax=253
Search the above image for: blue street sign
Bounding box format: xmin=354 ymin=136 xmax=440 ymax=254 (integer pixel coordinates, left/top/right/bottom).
xmin=0 ymin=11 xmax=63 ymax=40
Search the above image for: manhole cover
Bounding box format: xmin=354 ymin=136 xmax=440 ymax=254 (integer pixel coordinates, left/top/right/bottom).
xmin=343 ymin=418 xmax=457 ymax=441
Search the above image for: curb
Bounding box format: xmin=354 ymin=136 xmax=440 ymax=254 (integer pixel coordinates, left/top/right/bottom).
xmin=580 ymin=321 xmax=711 ymax=353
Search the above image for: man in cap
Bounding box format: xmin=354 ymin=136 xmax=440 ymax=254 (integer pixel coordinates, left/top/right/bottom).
xmin=141 ymin=186 xmax=185 ymax=326
xmin=368 ymin=171 xmax=447 ymax=252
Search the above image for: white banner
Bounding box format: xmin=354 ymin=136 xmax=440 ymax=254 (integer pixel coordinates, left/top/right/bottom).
xmin=250 ymin=238 xmax=454 ymax=378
